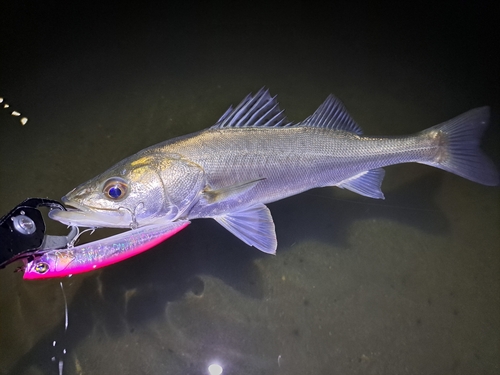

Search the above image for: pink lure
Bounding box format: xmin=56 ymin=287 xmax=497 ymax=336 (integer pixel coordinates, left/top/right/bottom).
xmin=23 ymin=221 xmax=190 ymax=279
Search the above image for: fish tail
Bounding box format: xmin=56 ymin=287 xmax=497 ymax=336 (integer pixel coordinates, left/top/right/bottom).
xmin=421 ymin=107 xmax=499 ymax=186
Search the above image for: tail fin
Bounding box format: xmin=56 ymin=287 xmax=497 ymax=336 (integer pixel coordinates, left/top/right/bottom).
xmin=421 ymin=107 xmax=499 ymax=186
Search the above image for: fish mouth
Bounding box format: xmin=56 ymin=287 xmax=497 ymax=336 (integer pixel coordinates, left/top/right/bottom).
xmin=49 ymin=199 xmax=133 ymax=228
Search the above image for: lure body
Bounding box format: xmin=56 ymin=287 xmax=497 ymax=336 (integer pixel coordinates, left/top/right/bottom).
xmin=23 ymin=221 xmax=189 ymax=279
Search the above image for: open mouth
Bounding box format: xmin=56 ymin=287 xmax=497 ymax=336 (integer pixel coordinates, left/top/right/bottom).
xmin=48 ymin=200 xmax=133 ymax=228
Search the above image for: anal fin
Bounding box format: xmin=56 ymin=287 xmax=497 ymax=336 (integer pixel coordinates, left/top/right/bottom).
xmin=336 ymin=168 xmax=385 ymax=199
xmin=213 ymin=204 xmax=277 ymax=254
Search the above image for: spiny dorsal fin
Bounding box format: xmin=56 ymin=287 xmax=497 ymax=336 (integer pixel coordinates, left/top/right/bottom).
xmin=212 ymin=89 xmax=362 ymax=134
xmin=298 ymin=95 xmax=363 ymax=135
xmin=211 ymin=88 xmax=291 ymax=129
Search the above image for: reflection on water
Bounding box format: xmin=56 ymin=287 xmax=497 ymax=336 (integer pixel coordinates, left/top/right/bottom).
xmin=0 ymin=2 xmax=499 ymax=375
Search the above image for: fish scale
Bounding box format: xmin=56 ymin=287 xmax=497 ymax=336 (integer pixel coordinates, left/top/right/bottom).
xmin=161 ymin=127 xmax=432 ymax=202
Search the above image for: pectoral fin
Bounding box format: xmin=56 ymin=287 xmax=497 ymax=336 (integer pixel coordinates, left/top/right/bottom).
xmin=214 ymin=204 xmax=277 ymax=254
xmin=336 ymin=168 xmax=385 ymax=199
xmin=202 ymin=178 xmax=265 ymax=204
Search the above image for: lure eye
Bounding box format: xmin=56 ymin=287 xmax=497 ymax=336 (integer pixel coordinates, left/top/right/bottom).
xmin=103 ymin=178 xmax=129 ymax=200
xmin=35 ymin=262 xmax=49 ymax=274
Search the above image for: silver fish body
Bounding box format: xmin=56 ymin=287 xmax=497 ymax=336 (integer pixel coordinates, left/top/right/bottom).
xmin=156 ymin=125 xmax=469 ymax=217
xmin=50 ymin=89 xmax=499 ymax=253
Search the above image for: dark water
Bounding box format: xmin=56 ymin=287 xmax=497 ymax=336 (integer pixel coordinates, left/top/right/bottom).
xmin=1 ymin=1 xmax=499 ymax=374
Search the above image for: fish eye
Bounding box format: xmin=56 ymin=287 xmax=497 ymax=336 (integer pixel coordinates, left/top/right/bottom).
xmin=35 ymin=262 xmax=49 ymax=274
xmin=103 ymin=178 xmax=129 ymax=200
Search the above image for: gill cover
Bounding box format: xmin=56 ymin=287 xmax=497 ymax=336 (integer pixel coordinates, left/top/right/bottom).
xmin=151 ymin=152 xmax=206 ymax=220
xmin=102 ymin=151 xmax=206 ymax=222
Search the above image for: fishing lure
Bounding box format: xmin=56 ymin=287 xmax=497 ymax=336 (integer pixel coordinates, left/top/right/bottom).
xmin=23 ymin=221 xmax=190 ymax=279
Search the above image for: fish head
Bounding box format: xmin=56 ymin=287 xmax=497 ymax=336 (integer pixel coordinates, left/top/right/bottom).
xmin=49 ymin=152 xmax=205 ymax=228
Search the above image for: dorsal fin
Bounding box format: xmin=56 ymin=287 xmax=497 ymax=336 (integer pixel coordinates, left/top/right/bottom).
xmin=211 ymin=88 xmax=291 ymax=129
xmin=297 ymin=95 xmax=363 ymax=135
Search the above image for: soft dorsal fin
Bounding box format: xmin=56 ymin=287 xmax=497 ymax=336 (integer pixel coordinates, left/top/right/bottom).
xmin=297 ymin=95 xmax=363 ymax=135
xmin=212 ymin=88 xmax=291 ymax=129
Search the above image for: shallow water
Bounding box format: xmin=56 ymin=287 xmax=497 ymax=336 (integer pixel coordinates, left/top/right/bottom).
xmin=1 ymin=2 xmax=499 ymax=374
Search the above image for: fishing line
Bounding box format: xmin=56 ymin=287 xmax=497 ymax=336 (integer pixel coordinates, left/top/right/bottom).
xmin=60 ymin=281 xmax=68 ymax=332
xmin=51 ymin=281 xmax=69 ymax=375
xmin=59 ymin=281 xmax=68 ymax=375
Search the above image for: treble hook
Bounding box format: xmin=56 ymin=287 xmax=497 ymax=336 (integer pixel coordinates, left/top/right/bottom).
xmin=67 ymin=227 xmax=96 ymax=248
xmin=117 ymin=202 xmax=145 ymax=229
